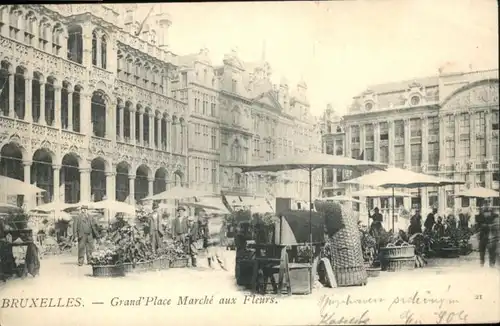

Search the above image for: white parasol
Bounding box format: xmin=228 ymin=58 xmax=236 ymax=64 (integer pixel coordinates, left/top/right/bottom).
xmin=0 ymin=175 xmax=46 ymax=196
xmin=455 ymin=187 xmax=499 ymax=199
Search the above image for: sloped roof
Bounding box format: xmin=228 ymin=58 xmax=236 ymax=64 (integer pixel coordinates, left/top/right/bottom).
xmin=363 ymin=76 xmax=439 ymax=95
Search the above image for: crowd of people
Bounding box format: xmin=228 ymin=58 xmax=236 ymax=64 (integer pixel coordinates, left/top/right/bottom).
xmin=367 ymin=199 xmax=499 ymax=267
xmin=71 ymin=202 xmax=228 ymax=270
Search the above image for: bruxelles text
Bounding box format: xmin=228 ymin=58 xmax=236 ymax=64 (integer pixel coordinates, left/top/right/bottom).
xmin=1 ymin=297 xmax=83 ymax=308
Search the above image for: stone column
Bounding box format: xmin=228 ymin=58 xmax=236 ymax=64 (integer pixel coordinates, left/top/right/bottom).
xmin=360 ymin=124 xmax=366 ymax=157
xmin=24 ymin=74 xmax=32 ymax=123
xmin=23 ymin=160 xmax=32 ymax=208
xmin=129 ymin=106 xmax=136 ymax=144
xmin=105 ymin=171 xmax=116 ymax=201
xmin=404 ymin=119 xmax=411 ymax=168
xmin=388 ymin=121 xmax=395 ymax=166
xmin=8 ymin=67 xmax=14 ymax=118
xmin=39 ymin=80 xmax=46 ymax=125
xmin=67 ymin=86 xmax=74 ymax=131
xmin=469 ymin=110 xmax=476 ymax=159
xmin=156 ymin=114 xmax=162 ymax=149
xmin=485 ymin=110 xmax=493 ymax=159
xmin=171 ymin=120 xmax=177 ymax=153
xmin=80 ymin=92 xmax=91 ymax=135
xmin=421 ymin=116 xmax=429 ymax=164
xmin=139 ymin=109 xmax=144 ymax=146
xmin=118 ymin=102 xmax=124 ymax=141
xmin=79 ymin=167 xmax=91 ymax=202
xmin=95 ymin=33 xmax=102 ymax=67
xmin=454 ymin=113 xmax=460 ymax=161
xmin=166 ymin=118 xmax=172 ymax=152
xmin=54 ymin=83 xmax=62 ymax=129
xmin=106 ymin=100 xmax=115 ymax=141
xmin=53 ymin=165 xmax=61 ymax=203
xmin=374 ymin=122 xmax=380 ymax=162
xmin=439 ymin=115 xmax=446 ymax=163
xmin=148 ymin=112 xmax=155 ymax=147
xmin=345 ymin=125 xmax=351 ymax=157
xmin=148 ymin=177 xmax=154 ymax=197
xmin=128 ymin=174 xmax=136 ymax=205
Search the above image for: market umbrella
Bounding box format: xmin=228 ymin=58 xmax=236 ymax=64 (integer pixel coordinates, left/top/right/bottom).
xmin=317 ymin=195 xmax=365 ymax=204
xmin=0 ymin=202 xmax=23 ymax=214
xmin=142 ymin=186 xmax=213 ymax=201
xmin=341 ymin=167 xmax=464 ymax=230
xmin=349 ymin=188 xmax=414 ymax=198
xmin=455 ymin=187 xmax=499 ymax=199
xmin=90 ymin=199 xmax=136 ymax=215
xmin=231 ymin=152 xmax=386 ymax=262
xmin=0 ymin=175 xmax=46 ymax=196
xmin=30 ymin=201 xmax=75 ymax=224
xmin=179 ymin=201 xmax=230 ymax=214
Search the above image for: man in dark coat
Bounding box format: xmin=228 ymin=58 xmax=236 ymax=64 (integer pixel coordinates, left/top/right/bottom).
xmin=148 ymin=202 xmax=163 ymax=253
xmin=409 ymin=209 xmax=423 ymax=235
xmin=424 ymin=207 xmax=437 ymax=233
xmin=172 ymin=206 xmax=188 ymax=241
xmin=186 ymin=215 xmax=199 ymax=267
xmin=72 ymin=205 xmax=100 ymax=266
xmin=476 ymin=203 xmax=499 ymax=267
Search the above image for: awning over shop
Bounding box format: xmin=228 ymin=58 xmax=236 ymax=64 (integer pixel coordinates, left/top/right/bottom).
xmin=196 ymin=196 xmax=230 ymax=214
xmin=239 ymin=196 xmax=274 ymax=214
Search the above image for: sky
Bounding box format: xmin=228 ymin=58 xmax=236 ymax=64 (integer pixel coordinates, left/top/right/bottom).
xmin=131 ymin=0 xmax=498 ymax=116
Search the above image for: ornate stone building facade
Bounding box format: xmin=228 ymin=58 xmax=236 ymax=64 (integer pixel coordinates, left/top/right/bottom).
xmin=215 ymin=49 xmax=322 ymax=203
xmin=0 ymin=4 xmax=188 ymax=207
xmin=321 ymin=66 xmax=499 ymax=213
xmin=0 ymin=4 xmax=322 ymax=209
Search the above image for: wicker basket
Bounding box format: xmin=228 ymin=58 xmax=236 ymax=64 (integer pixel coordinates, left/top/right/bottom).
xmin=381 ymin=257 xmax=416 ymax=272
xmin=379 ymin=243 xmax=415 ymax=259
xmin=366 ymin=267 xmax=381 ymax=278
xmin=328 ymin=203 xmax=368 ymax=287
xmin=170 ymin=257 xmax=189 ymax=268
xmin=122 ymin=262 xmax=134 ymax=273
xmin=152 ymin=257 xmax=171 ymax=270
xmin=92 ymin=264 xmax=125 ymax=277
xmin=133 ymin=261 xmax=152 ymax=273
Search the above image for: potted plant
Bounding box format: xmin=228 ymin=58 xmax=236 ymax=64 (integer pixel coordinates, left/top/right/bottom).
xmin=90 ymin=244 xmax=125 ymax=278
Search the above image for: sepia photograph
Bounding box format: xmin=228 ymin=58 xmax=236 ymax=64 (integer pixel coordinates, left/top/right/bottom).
xmin=0 ymin=1 xmax=498 ymax=325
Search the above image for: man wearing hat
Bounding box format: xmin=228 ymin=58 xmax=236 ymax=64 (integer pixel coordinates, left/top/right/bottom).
xmin=72 ymin=205 xmax=99 ymax=266
xmin=186 ymin=214 xmax=200 ymax=267
xmin=172 ymin=206 xmax=188 ymax=241
xmin=424 ymin=207 xmax=438 ymax=233
xmin=148 ymin=202 xmax=163 ymax=253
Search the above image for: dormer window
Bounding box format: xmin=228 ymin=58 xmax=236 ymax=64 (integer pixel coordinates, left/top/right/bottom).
xmin=231 ymin=79 xmax=237 ymax=92
xmin=410 ymin=95 xmax=420 ymax=106
xmin=365 ymin=102 xmax=373 ymax=111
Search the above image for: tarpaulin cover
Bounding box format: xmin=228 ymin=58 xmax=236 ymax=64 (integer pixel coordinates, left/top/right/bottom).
xmin=275 ymin=210 xmax=325 ymax=245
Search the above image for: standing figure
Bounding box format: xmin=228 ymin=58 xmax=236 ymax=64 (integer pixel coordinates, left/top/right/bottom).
xmin=409 ymin=209 xmax=423 ymax=235
xmin=432 ymin=216 xmax=446 ymax=237
xmin=148 ymin=202 xmax=164 ymax=253
xmin=424 ymin=207 xmax=437 ymax=233
xmin=172 ymin=206 xmax=188 ymax=241
xmin=186 ymin=215 xmax=199 ymax=267
xmin=198 ymin=210 xmax=226 ymax=270
xmin=476 ymin=202 xmax=499 ymax=267
xmin=72 ymin=205 xmax=100 ymax=266
xmin=368 ymin=207 xmax=383 ymax=236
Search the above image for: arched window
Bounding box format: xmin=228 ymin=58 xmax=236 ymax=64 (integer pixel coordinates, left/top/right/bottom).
xmin=92 ymin=32 xmax=97 ymax=66
xmin=91 ymin=91 xmax=107 ymax=138
xmin=67 ymin=25 xmax=83 ymax=64
xmin=101 ymin=35 xmax=107 ymax=69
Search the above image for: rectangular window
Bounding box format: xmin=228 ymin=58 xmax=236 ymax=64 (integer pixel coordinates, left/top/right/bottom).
xmin=365 ymin=124 xmax=374 ymax=142
xmin=351 ymin=148 xmax=360 ymax=159
xmin=445 ymin=140 xmax=455 ymax=158
xmin=211 ymin=161 xmax=217 ymax=186
xmin=335 ymin=140 xmax=343 ymax=155
xmin=493 ymin=136 xmax=499 ymax=162
xmin=410 ymin=118 xmax=422 ymax=138
xmin=459 ymin=113 xmax=470 ymax=135
xmin=445 ymin=115 xmax=455 ymax=134
xmin=475 ymin=112 xmax=486 ymax=134
xmin=459 ymin=139 xmax=470 ymax=158
xmin=428 ymin=116 xmax=439 ymax=136
xmin=211 ymin=127 xmax=217 ymax=150
xmin=411 ymin=144 xmax=422 ymax=167
xmin=231 ymin=79 xmax=237 ymax=92
xmin=395 ymin=145 xmax=404 ymax=167
xmin=394 ymin=120 xmax=404 ymax=138
xmin=365 ymin=148 xmax=374 ymax=161
xmin=181 ymin=72 xmax=187 ymax=88
xmin=477 ymin=172 xmax=486 ymax=187
xmin=380 ymin=146 xmax=389 ymax=163
xmin=380 ymin=122 xmax=389 ymax=140
xmin=476 ymin=138 xmax=486 ymax=159
xmin=492 ymin=111 xmax=499 ymax=131
xmin=428 ymin=142 xmax=439 ymax=166
xmin=351 ymin=126 xmax=360 ymax=143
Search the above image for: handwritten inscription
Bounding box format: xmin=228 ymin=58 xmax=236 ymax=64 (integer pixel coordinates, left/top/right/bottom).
xmin=319 ymin=289 xmax=464 ymax=325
